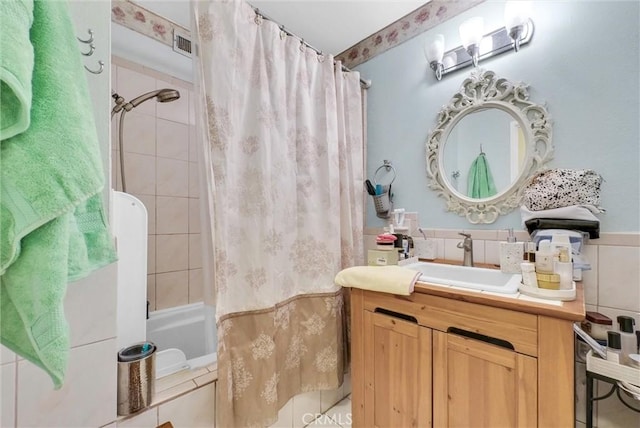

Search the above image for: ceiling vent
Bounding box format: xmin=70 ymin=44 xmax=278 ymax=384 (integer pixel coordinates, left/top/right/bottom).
xmin=173 ymin=29 xmax=192 ymax=58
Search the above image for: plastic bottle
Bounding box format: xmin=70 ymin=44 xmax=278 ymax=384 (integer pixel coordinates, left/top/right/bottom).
xmin=617 ymin=316 xmax=637 ymax=366
xmin=554 ymin=247 xmax=573 ymax=290
xmin=535 ymin=240 xmax=555 ymax=273
xmin=607 ymin=331 xmax=622 ymax=364
xmin=520 ymin=262 xmax=538 ymax=288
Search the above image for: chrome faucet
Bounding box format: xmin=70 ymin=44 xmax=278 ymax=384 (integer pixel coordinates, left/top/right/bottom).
xmin=457 ymin=232 xmax=474 ymax=267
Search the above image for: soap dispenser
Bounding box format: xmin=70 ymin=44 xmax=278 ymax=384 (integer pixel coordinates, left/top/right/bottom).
xmin=500 ymin=229 xmax=524 ymax=274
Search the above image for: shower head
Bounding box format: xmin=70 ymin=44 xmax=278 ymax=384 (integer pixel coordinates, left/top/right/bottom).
xmin=124 ymin=88 xmax=181 ymax=110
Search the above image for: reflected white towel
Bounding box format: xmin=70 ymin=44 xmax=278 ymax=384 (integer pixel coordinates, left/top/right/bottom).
xmin=520 ymin=205 xmax=602 ymax=225
xmin=335 ymin=266 xmax=421 ymax=296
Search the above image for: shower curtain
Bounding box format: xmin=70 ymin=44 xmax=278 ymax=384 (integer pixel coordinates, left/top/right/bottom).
xmin=193 ymin=1 xmax=364 ymax=426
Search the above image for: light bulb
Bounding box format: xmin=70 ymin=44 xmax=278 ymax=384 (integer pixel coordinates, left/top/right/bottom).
xmin=504 ymin=1 xmax=532 ymax=31
xmin=424 ymin=34 xmax=445 ymax=64
xmin=459 ymin=17 xmax=484 ymax=50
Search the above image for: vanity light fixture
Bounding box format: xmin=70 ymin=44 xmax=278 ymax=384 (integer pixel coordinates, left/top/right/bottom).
xmin=424 ymin=1 xmax=534 ymax=80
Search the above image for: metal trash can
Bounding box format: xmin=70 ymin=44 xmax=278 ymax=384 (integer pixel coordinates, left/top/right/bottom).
xmin=117 ymin=341 xmax=156 ymax=416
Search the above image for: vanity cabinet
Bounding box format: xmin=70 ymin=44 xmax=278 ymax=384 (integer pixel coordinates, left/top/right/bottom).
xmin=432 ymin=330 xmax=537 ymax=427
xmin=363 ymin=310 xmax=432 ymax=427
xmin=350 ymin=283 xmax=583 ymax=428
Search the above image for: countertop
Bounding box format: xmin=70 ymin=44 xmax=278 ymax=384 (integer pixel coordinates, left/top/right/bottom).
xmin=412 ymin=259 xmax=586 ymax=322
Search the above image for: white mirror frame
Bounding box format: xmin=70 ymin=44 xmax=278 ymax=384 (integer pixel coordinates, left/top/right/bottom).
xmin=426 ymin=69 xmax=553 ymax=224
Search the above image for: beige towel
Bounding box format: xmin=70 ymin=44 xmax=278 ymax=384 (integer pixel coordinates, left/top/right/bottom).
xmin=335 ymin=266 xmax=421 ymax=296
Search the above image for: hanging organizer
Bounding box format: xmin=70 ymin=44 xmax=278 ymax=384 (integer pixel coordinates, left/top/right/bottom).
xmin=371 ymin=160 xmax=396 ymax=219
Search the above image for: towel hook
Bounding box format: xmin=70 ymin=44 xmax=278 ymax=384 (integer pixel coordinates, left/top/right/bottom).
xmin=77 ymin=29 xmax=94 ymax=44
xmin=81 ymin=43 xmax=95 ymax=57
xmin=85 ymin=60 xmax=104 ymax=75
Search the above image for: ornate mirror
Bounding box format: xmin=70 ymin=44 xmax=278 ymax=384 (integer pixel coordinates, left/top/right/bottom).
xmin=426 ymin=70 xmax=553 ymax=224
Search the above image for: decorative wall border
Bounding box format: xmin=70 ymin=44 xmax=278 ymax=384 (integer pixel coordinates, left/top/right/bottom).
xmin=111 ymin=0 xmax=190 ymax=47
xmin=336 ymin=0 xmax=486 ymax=68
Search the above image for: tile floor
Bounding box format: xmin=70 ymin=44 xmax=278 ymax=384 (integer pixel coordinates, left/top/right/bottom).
xmin=305 ymin=395 xmax=352 ymax=428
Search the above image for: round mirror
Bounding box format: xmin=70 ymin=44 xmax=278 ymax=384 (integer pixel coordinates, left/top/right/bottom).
xmin=426 ymin=70 xmax=553 ymax=224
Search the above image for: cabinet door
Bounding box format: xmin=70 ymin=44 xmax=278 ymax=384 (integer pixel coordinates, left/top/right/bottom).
xmin=433 ymin=330 xmax=537 ymax=428
xmin=363 ymin=310 xmax=432 ymax=428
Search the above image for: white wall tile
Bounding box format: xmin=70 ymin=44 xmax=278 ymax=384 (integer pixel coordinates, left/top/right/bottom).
xmin=17 ymin=339 xmax=117 ymax=427
xmin=189 ymin=269 xmax=204 ymax=304
xmin=156 ymin=234 xmax=189 ymax=273
xmin=116 ymin=68 xmax=157 ymax=116
xmin=155 ymin=83 xmax=189 ymax=125
xmin=157 ymin=382 xmax=215 ymax=427
xmin=156 ymin=197 xmax=189 ymax=235
xmin=117 ymin=407 xmax=158 ymax=428
xmin=65 ymin=263 xmax=117 ymax=347
xmin=189 ymin=234 xmax=202 ymax=269
xmin=189 ymin=163 xmax=200 ymax=198
xmin=111 ymin=65 xmax=117 ymax=93
xmin=598 ymin=246 xmax=640 ymax=312
xmin=122 ymin=112 xmax=156 ymax=156
xmin=189 ymin=198 xmax=201 ymax=234
xmin=156 ymin=158 xmax=189 ymax=197
xmin=156 ymin=119 xmax=189 ymax=161
xmin=443 ymin=238 xmax=464 ymax=262
xmin=124 ymin=153 xmax=156 ymax=195
xmin=484 ymin=240 xmax=501 ymax=266
xmin=188 ymin=91 xmax=196 ymax=126
xmin=147 ymin=235 xmax=156 ymax=274
xmin=155 ymin=271 xmax=189 ymax=310
xmin=472 ymin=239 xmax=485 ymax=264
xmin=1 ymin=346 xmax=15 ymax=365
xmin=147 ymin=274 xmax=157 ymax=312
xmin=582 ymin=244 xmax=598 ymax=306
xmin=188 ymin=125 xmax=198 ymax=162
xmin=1 ymin=363 xmax=16 ymax=428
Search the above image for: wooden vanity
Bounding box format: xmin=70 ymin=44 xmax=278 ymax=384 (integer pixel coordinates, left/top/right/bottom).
xmin=349 ymin=273 xmax=585 ymax=427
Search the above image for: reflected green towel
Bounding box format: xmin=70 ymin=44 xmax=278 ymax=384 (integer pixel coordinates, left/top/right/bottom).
xmin=467 ymin=153 xmax=497 ymax=199
xmin=0 ymin=0 xmax=116 ymax=388
xmin=0 ymin=0 xmax=35 ymax=140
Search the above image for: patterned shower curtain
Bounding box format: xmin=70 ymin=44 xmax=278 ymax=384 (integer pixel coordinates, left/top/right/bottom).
xmin=193 ymin=1 xmax=364 ymax=426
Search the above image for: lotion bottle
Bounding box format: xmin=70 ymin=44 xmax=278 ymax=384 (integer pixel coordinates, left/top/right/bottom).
xmin=617 ymin=316 xmax=637 ymax=366
xmin=500 ymin=229 xmax=524 ymax=274
xmin=554 ymin=247 xmax=573 ymax=290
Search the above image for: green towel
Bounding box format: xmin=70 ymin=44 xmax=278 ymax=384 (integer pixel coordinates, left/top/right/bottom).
xmin=467 ymin=152 xmax=498 ymax=199
xmin=0 ymin=0 xmax=35 ymax=140
xmin=0 ymin=0 xmax=117 ymax=388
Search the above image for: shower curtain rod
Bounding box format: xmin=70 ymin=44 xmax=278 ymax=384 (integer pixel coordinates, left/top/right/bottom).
xmin=251 ymin=6 xmax=372 ymax=89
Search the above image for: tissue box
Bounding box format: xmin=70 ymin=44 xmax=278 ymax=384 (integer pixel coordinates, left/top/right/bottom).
xmin=367 ymin=249 xmax=399 ymax=266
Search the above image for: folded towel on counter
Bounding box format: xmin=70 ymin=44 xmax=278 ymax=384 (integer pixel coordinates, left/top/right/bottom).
xmin=525 ymin=219 xmax=600 ymax=239
xmin=0 ymin=1 xmax=117 ymax=388
xmin=520 ymin=204 xmax=602 ymax=224
xmin=335 ymin=266 xmax=421 ymax=296
xmin=0 ymin=0 xmax=34 ymax=140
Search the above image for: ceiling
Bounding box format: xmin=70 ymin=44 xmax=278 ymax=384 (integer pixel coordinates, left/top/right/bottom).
xmin=134 ymin=0 xmax=427 ymax=55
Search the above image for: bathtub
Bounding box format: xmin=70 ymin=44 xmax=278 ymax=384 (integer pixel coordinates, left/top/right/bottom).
xmin=147 ymin=302 xmax=217 ymax=378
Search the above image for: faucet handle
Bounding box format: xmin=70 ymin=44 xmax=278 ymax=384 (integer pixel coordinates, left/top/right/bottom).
xmin=458 ymin=232 xmax=471 ymax=239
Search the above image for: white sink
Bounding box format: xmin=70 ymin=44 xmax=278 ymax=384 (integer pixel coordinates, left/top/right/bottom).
xmin=403 ymin=261 xmax=521 ymax=294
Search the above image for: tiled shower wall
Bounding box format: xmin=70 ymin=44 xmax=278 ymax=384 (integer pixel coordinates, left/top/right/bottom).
xmin=111 ymin=56 xmax=202 ymax=311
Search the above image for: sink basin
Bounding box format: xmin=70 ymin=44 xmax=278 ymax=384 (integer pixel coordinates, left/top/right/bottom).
xmin=403 ymin=261 xmax=521 ymax=294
